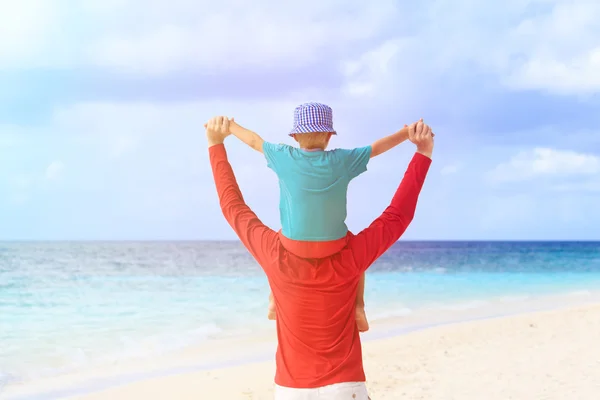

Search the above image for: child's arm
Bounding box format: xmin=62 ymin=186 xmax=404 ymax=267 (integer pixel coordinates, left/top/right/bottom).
xmin=229 ymin=119 xmax=264 ymax=153
xmin=370 ymin=124 xmax=410 ymax=158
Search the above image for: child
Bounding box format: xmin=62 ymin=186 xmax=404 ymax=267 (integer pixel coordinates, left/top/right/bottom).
xmin=228 ymin=102 xmax=413 ymax=332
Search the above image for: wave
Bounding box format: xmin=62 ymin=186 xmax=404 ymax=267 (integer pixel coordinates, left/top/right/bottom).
xmin=4 ymin=323 xmax=224 ymax=385
xmin=497 ymin=294 xmax=531 ymax=302
xmin=567 ymin=290 xmax=592 ymax=296
xmin=110 ymin=323 xmax=223 ymax=361
xmin=436 ymin=300 xmax=490 ymax=311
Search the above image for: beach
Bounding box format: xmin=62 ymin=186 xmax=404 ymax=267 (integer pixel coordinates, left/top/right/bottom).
xmin=53 ymin=304 xmax=600 ymax=400
xmin=3 ymin=241 xmax=600 ymax=399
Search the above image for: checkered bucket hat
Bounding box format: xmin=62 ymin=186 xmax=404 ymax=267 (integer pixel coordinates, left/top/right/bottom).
xmin=289 ymin=102 xmax=337 ymax=136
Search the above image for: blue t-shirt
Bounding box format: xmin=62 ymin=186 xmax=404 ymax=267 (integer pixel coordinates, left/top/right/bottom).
xmin=263 ymin=142 xmax=372 ymax=241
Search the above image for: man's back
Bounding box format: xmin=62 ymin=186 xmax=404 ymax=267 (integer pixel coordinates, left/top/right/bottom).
xmin=268 ymin=242 xmax=365 ymax=388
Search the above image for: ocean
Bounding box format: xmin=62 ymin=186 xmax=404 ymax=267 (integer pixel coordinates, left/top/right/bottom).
xmin=2 ymin=241 xmax=600 ymax=396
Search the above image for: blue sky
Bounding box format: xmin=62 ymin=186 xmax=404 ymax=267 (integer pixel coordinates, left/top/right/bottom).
xmin=1 ymin=0 xmax=599 ymax=240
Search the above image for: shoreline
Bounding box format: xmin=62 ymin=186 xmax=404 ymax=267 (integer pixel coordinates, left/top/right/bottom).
xmin=4 ymin=293 xmax=600 ymax=400
xmin=62 ymin=303 xmax=600 ymax=399
xmin=71 ymin=303 xmax=600 ymax=400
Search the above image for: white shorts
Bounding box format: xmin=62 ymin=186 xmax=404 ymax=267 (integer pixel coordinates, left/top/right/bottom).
xmin=274 ymin=381 xmax=370 ymax=400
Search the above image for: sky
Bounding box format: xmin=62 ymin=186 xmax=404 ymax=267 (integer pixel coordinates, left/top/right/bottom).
xmin=1 ymin=0 xmax=599 ymax=241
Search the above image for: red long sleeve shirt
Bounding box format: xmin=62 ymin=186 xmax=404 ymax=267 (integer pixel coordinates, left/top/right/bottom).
xmin=209 ymin=143 xmax=431 ymax=388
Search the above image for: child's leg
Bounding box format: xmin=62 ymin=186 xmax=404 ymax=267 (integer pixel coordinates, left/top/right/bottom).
xmin=268 ymin=291 xmax=277 ymax=320
xmin=355 ymin=272 xmax=369 ymax=332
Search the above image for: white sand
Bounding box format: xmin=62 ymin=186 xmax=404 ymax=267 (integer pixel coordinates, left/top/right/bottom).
xmin=61 ymin=304 xmax=600 ymax=400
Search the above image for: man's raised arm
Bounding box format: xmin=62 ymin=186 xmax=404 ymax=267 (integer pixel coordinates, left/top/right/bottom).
xmin=206 ymin=116 xmax=278 ymax=269
xmin=350 ymin=120 xmax=434 ymax=270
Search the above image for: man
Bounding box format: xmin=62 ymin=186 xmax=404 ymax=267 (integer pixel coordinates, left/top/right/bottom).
xmin=206 ymin=116 xmax=433 ymax=399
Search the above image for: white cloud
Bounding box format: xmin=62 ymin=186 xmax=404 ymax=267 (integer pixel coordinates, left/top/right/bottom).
xmin=45 ymin=161 xmax=65 ymax=180
xmin=341 ymin=40 xmax=404 ymax=96
xmin=0 ymin=1 xmax=68 ymax=67
xmin=0 ymin=0 xmax=399 ymax=75
xmin=338 ymin=1 xmax=600 ymax=96
xmin=3 ymin=0 xmax=598 ymax=96
xmin=488 ymin=147 xmax=600 ymax=183
xmin=497 ymin=2 xmax=600 ymax=94
xmin=505 ymin=49 xmax=600 ymax=94
xmin=87 ymin=0 xmax=399 ymax=75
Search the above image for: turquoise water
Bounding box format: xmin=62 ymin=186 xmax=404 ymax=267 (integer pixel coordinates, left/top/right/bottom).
xmin=1 ymin=241 xmax=600 ymax=388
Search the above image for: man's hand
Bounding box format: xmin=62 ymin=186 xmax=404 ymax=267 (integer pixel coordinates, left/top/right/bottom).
xmin=408 ymin=118 xmax=434 ymax=159
xmin=205 ymin=116 xmax=232 ymax=146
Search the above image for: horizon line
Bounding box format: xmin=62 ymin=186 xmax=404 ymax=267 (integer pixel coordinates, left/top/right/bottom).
xmin=0 ymin=239 xmax=599 ymax=243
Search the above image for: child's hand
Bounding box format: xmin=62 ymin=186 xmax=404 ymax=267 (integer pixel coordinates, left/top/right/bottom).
xmin=408 ymin=119 xmax=434 ymax=158
xmin=404 ymin=122 xmax=435 ymax=138
xmin=204 ymin=117 xmax=235 ymax=133
xmin=205 ymin=116 xmax=232 ymax=145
